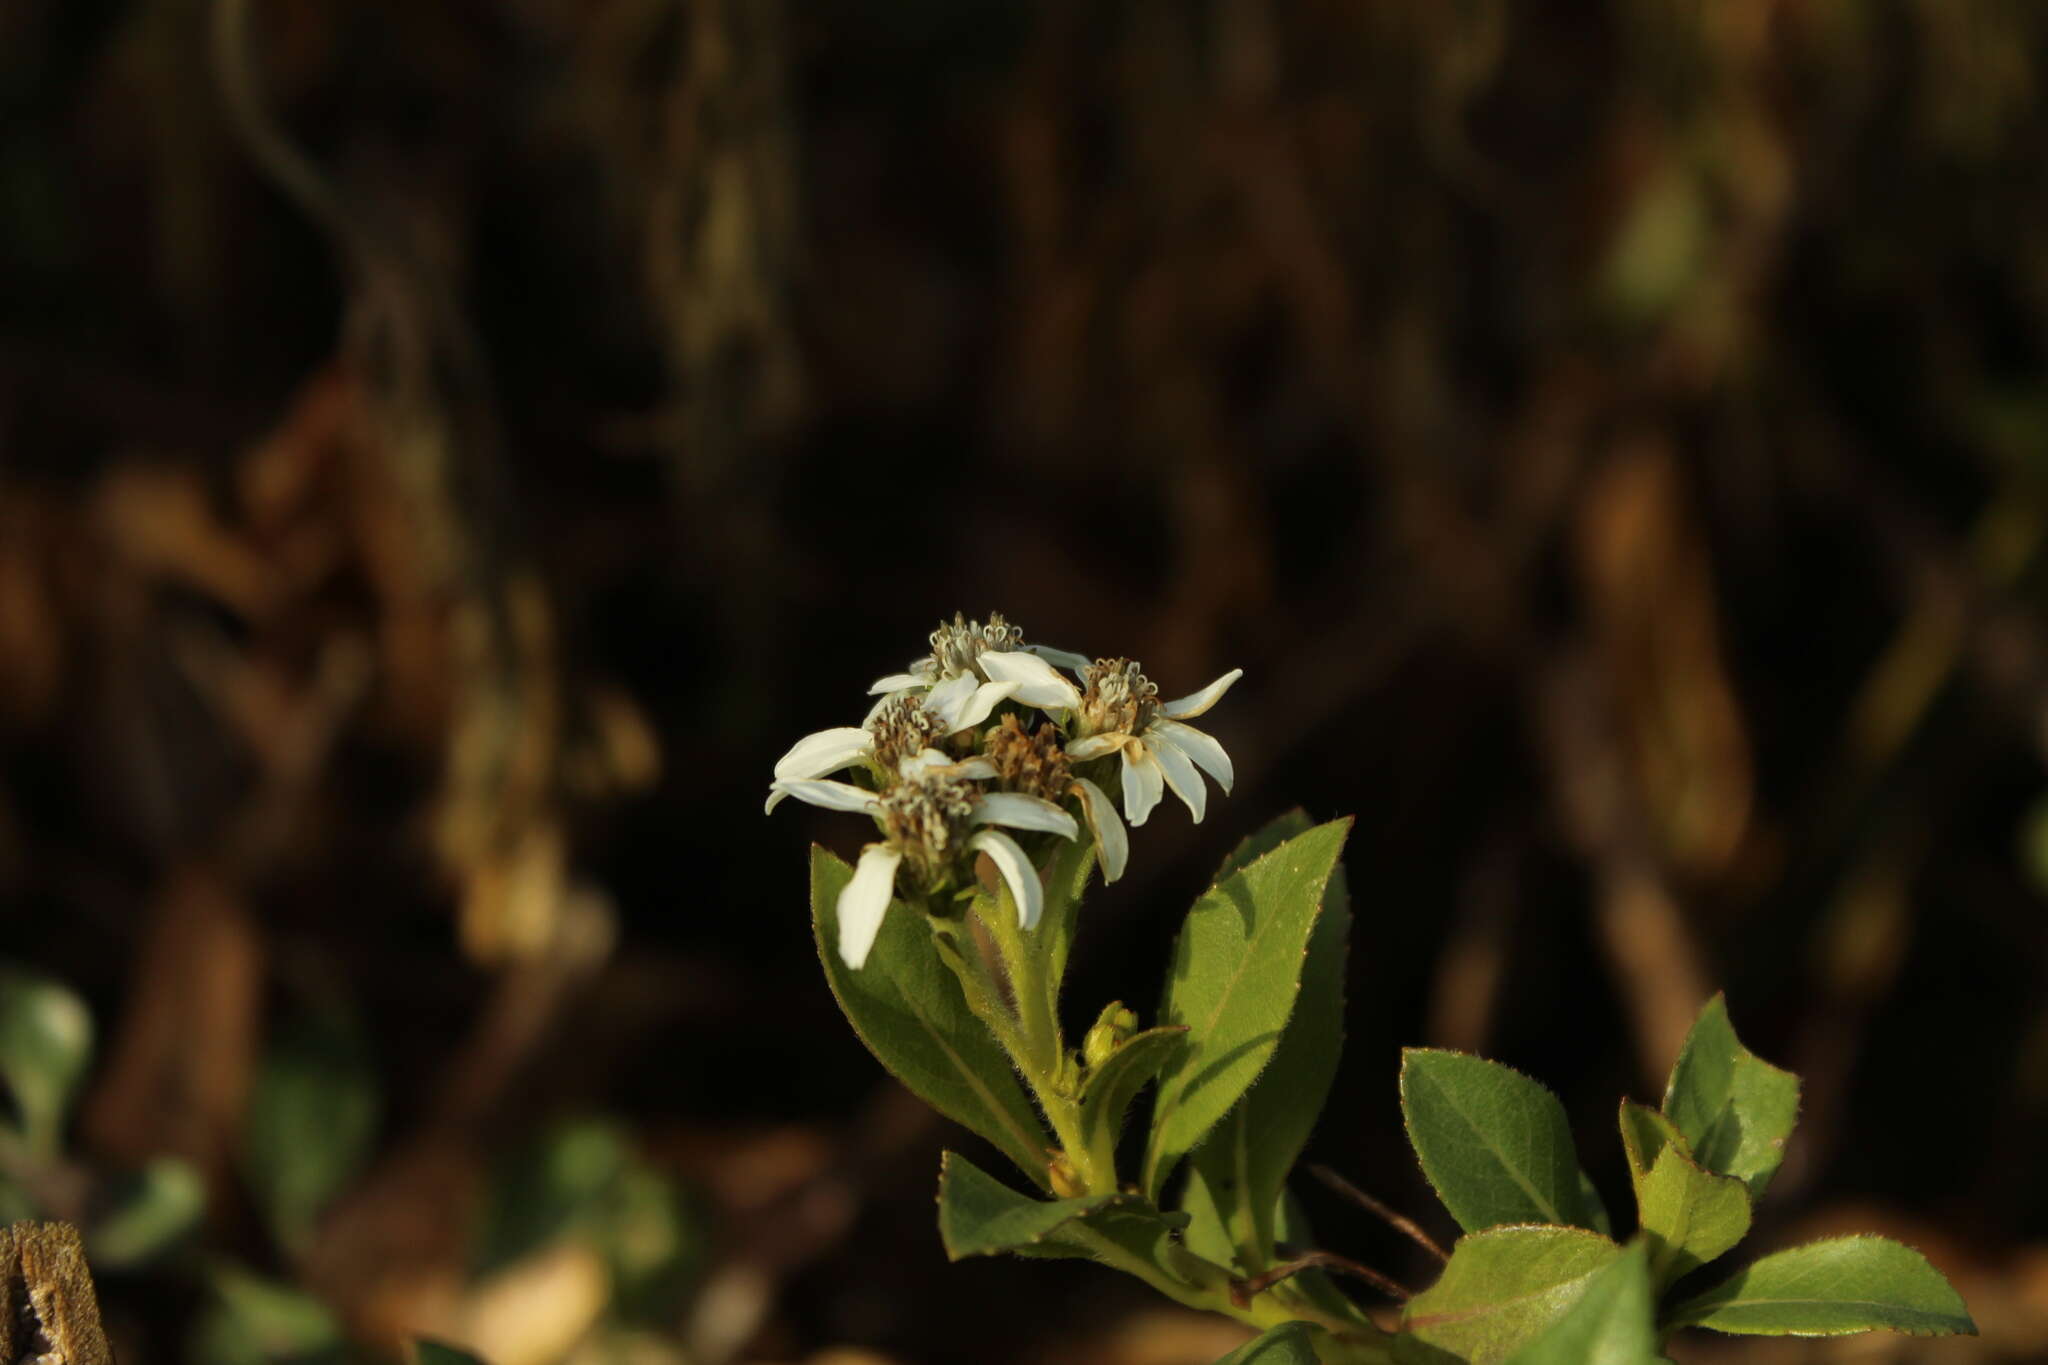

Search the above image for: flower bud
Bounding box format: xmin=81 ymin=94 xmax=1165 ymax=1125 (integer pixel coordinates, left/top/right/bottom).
xmin=1082 ymin=1001 xmax=1140 ymax=1071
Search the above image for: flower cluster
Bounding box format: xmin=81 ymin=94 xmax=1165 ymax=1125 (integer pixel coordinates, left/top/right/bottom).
xmin=768 ymin=612 xmax=1242 ymax=968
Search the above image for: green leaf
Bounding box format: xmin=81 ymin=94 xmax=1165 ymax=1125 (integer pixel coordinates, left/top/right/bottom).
xmin=1041 ymin=830 xmax=1103 ymax=1011
xmin=812 ymin=847 xmax=1052 ymax=1185
xmin=475 ymin=1120 xmax=633 ymax=1273
xmin=1661 ymin=995 xmax=1800 ymax=1198
xmin=90 ymin=1156 xmax=205 ymax=1268
xmin=1188 ymin=811 xmax=1353 ymax=1266
xmin=1670 ymin=1236 xmax=1976 ymax=1338
xmin=1144 ymin=819 xmax=1351 ymax=1200
xmin=1502 ymin=1241 xmax=1660 ymax=1365
xmin=0 ymin=968 xmax=93 ymax=1156
xmin=1080 ymin=1026 xmax=1186 ymax=1157
xmin=1577 ymin=1171 xmax=1612 ymax=1239
xmin=244 ymin=1008 xmax=379 ymax=1257
xmin=1029 ymin=1201 xmax=1227 ymax=1291
xmin=1633 ymin=1145 xmax=1750 ymax=1288
xmin=937 ymin=1150 xmax=1127 ymax=1260
xmin=1213 ymin=1322 xmax=1321 ymax=1365
xmin=1616 ymin=1101 xmax=1686 ymax=1183
xmin=187 ymin=1265 xmax=346 ymax=1365
xmin=1400 ymin=1050 xmax=1592 ymax=1234
xmin=413 ymin=1343 xmax=490 ymax=1365
xmin=1397 ymin=1225 xmax=1623 ymax=1364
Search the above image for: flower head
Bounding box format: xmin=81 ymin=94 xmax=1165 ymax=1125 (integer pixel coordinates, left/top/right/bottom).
xmin=766 ymin=670 xmax=1018 ymax=812
xmin=771 ymin=750 xmax=1078 ymax=969
xmin=1064 ymin=658 xmax=1242 ymax=827
xmin=870 ymin=612 xmax=1092 ymax=696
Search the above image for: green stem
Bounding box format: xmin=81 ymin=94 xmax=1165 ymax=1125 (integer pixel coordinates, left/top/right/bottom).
xmin=974 ymin=888 xmax=1124 ymax=1193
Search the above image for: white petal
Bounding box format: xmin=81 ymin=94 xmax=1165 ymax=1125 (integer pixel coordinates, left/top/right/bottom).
xmin=773 ymin=727 xmax=874 ymax=781
xmin=764 ymin=786 xmax=788 ymax=814
xmin=1120 ymin=743 xmax=1164 ymax=827
xmin=1160 ymin=667 xmax=1244 ymax=719
xmin=921 ymin=672 xmax=980 ymax=730
xmin=949 ymin=756 xmax=998 ymax=780
xmin=1070 ymin=778 xmax=1128 ymax=883
xmin=1066 ymin=733 xmax=1129 ymax=761
xmin=1149 ymin=718 xmax=1233 ymax=792
xmin=972 ymin=792 xmax=1079 ymax=839
xmin=924 ymin=673 xmax=1019 ymax=733
xmin=977 ymin=651 xmax=1083 ymax=711
xmin=1148 ymin=729 xmax=1208 ymax=823
xmin=971 ymin=829 xmax=1043 ymax=931
xmin=1023 ymin=643 xmax=1094 ymax=673
xmin=837 ymin=844 xmax=903 ymax=968
xmin=866 ymin=671 xmax=929 ymax=696
xmin=769 ymin=778 xmax=880 ymax=813
xmin=957 ymin=679 xmax=1019 ymax=730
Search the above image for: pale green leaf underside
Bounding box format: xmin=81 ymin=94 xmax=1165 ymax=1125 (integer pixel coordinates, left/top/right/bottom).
xmin=1501 ymin=1241 xmax=1660 ymax=1365
xmin=1212 ymin=1322 xmax=1321 ymax=1365
xmin=1661 ymin=995 xmax=1800 ymax=1199
xmin=1144 ymin=819 xmax=1351 ymax=1200
xmin=811 ymin=848 xmax=1051 ymax=1184
xmin=1671 ymin=1236 xmax=1976 ymax=1338
xmin=1399 ymin=1225 xmax=1623 ymax=1363
xmin=1402 ymin=1050 xmax=1591 ymax=1234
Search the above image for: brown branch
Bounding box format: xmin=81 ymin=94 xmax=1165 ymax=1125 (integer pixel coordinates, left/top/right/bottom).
xmin=1308 ymin=1164 xmax=1448 ymax=1263
xmin=1231 ymin=1251 xmax=1411 ymax=1308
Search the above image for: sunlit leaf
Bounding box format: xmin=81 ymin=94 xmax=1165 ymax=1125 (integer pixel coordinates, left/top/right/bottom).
xmin=1144 ymin=819 xmax=1350 ymax=1200
xmin=1400 ymin=1050 xmax=1593 ymax=1234
xmin=1187 ymin=810 xmax=1352 ymax=1266
xmin=813 ymin=847 xmax=1051 ymax=1186
xmin=1661 ymin=995 xmax=1800 ymax=1199
xmin=1501 ymin=1240 xmax=1660 ymax=1365
xmin=1397 ymin=1225 xmax=1623 ymax=1363
xmin=1670 ymin=1236 xmax=1976 ymax=1338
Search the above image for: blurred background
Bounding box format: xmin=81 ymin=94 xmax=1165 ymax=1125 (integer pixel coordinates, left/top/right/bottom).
xmin=3 ymin=0 xmax=2048 ymax=1361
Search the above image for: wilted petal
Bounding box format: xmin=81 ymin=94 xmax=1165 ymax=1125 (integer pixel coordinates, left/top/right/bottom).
xmin=971 ymin=829 xmax=1043 ymax=931
xmin=1159 ymin=667 xmax=1244 ymax=719
xmin=1066 ymin=733 xmax=1129 ymax=762
xmin=1120 ymin=742 xmax=1165 ymax=827
xmin=769 ymin=778 xmax=880 ymax=814
xmin=973 ymin=792 xmax=1079 ymax=839
xmin=1070 ymin=777 xmax=1128 ymax=883
xmin=773 ymin=727 xmax=873 ymax=781
xmin=1150 ymin=718 xmax=1233 ymax=792
xmin=977 ymin=651 xmax=1084 ymax=711
xmin=838 ymin=844 xmax=904 ymax=969
xmin=1023 ymin=643 xmax=1094 ymax=673
xmin=1148 ymin=730 xmax=1207 ymax=823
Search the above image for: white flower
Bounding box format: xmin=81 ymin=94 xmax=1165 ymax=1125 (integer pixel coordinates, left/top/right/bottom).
xmin=868 ymin=611 xmax=1091 ymax=696
xmin=766 ymin=672 xmax=1018 ymax=813
xmin=1061 ymin=659 xmax=1242 ymax=827
xmin=770 ymin=750 xmax=1079 ymax=969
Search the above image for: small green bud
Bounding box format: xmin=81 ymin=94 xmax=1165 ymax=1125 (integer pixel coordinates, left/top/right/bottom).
xmin=1082 ymin=1002 xmax=1140 ymax=1071
xmin=1047 ymin=1151 xmax=1085 ymax=1198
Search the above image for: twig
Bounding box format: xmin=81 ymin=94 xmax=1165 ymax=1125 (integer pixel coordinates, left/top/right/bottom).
xmin=1231 ymin=1251 xmax=1411 ymax=1307
xmin=1308 ymin=1164 xmax=1448 ymax=1263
